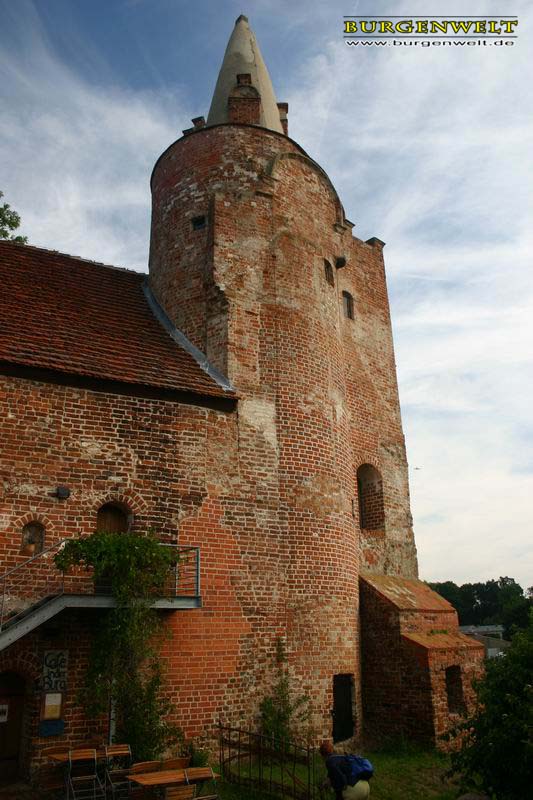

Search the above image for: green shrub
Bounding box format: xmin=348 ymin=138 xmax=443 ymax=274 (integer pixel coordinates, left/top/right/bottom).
xmin=451 ymin=614 xmax=533 ymax=799
xmin=259 ymin=637 xmax=311 ymax=745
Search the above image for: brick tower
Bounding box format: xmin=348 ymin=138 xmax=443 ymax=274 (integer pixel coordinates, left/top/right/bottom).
xmin=147 ymin=15 xmax=482 ymax=745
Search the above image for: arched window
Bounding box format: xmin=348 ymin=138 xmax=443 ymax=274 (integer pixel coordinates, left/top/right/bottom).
xmin=324 ymin=259 xmax=334 ymax=286
xmin=356 ymin=464 xmax=385 ymax=530
xmin=342 ymin=291 xmax=354 ymax=319
xmin=96 ymin=503 xmax=130 ymax=534
xmin=21 ymin=521 xmax=45 ymax=555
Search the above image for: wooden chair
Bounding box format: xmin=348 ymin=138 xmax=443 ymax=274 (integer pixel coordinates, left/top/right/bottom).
xmin=105 ymin=744 xmax=132 ymax=799
xmin=161 ymin=757 xmax=191 ymax=769
xmin=106 ymin=744 xmax=132 ymax=761
xmin=67 ymin=748 xmax=105 ymax=799
xmin=35 ymin=746 xmax=69 ymax=797
xmin=185 ymin=767 xmax=218 ymax=800
xmin=165 ymin=787 xmax=196 ymax=800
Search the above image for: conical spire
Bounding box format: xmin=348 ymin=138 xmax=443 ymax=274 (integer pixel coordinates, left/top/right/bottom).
xmin=207 ymin=15 xmax=285 ymax=134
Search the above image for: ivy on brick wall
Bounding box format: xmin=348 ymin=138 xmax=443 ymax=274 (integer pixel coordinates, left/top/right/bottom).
xmin=54 ymin=531 xmax=183 ymax=759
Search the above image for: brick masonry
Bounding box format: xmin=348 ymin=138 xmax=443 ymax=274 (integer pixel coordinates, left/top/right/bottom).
xmin=1 ymin=113 xmax=482 ymax=780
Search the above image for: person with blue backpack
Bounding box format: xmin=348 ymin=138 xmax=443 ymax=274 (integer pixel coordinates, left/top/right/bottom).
xmin=319 ymin=740 xmax=374 ymax=799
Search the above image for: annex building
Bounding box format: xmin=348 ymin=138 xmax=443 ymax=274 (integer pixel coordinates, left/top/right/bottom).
xmin=0 ymin=16 xmax=483 ymax=783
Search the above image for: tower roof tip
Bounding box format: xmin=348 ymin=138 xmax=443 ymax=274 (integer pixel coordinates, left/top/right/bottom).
xmin=207 ymin=14 xmax=284 ymax=134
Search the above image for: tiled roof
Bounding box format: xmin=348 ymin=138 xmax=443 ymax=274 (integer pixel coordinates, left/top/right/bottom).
xmin=402 ymin=631 xmax=484 ymax=651
xmin=361 ymin=573 xmax=454 ymax=612
xmin=0 ymin=242 xmax=234 ymax=400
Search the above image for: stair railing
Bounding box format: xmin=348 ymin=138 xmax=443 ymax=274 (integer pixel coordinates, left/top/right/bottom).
xmin=1 ymin=541 xmax=201 ymax=631
xmin=0 ymin=539 xmax=67 ymax=632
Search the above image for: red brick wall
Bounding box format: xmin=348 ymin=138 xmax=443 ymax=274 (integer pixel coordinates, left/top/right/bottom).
xmin=0 ymin=376 xmax=249 ymax=768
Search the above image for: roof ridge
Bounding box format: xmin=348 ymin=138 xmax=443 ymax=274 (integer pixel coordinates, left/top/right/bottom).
xmin=143 ymin=282 xmax=235 ymax=394
xmin=0 ymin=240 xmax=143 ymax=276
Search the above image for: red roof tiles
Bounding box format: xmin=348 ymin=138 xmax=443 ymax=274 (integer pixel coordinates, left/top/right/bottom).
xmin=0 ymin=242 xmax=234 ymax=400
xmin=402 ymin=631 xmax=484 ymax=651
xmin=360 ymin=572 xmax=454 ymax=612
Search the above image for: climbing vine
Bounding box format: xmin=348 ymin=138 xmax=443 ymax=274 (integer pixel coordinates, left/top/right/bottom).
xmin=55 ymin=531 xmax=183 ymax=759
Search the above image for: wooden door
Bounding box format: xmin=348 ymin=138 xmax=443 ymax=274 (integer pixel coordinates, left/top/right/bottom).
xmin=0 ymin=672 xmax=25 ymax=783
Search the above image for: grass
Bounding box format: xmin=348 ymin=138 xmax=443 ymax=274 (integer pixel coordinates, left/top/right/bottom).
xmin=361 ymin=743 xmax=458 ymax=800
xmin=216 ymin=741 xmax=460 ymax=800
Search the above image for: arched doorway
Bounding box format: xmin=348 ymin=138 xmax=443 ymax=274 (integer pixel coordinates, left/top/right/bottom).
xmin=0 ymin=671 xmax=26 ymax=784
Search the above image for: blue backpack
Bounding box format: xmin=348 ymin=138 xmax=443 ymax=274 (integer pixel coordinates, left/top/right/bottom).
xmin=342 ymin=754 xmax=374 ymax=785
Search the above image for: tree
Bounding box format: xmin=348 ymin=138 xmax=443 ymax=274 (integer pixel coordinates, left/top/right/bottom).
xmin=0 ymin=191 xmax=27 ymax=243
xmin=451 ymin=613 xmax=533 ymax=799
xmin=429 ymin=577 xmax=532 ymax=636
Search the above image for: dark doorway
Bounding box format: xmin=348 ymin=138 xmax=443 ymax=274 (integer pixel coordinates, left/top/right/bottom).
xmin=332 ymin=673 xmax=354 ymax=742
xmin=0 ymin=672 xmax=26 ymax=784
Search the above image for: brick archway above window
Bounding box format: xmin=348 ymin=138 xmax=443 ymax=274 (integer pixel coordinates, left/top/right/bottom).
xmin=92 ymin=490 xmax=147 ymax=516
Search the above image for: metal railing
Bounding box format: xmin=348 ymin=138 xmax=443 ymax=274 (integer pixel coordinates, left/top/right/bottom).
xmin=0 ymin=541 xmax=200 ymax=632
xmin=219 ymin=723 xmax=317 ymax=800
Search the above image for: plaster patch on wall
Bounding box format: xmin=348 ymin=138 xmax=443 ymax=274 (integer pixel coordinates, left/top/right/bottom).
xmin=239 ymin=397 xmax=278 ymax=451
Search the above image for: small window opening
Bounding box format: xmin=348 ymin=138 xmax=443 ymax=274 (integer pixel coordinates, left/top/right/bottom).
xmin=21 ymin=522 xmax=45 ymax=555
xmin=342 ymin=291 xmax=354 ymax=319
xmin=357 ymin=464 xmax=385 ymax=530
xmin=192 ymin=215 xmax=206 ymax=231
xmin=332 ymin=673 xmax=355 ymax=743
xmin=96 ymin=503 xmax=130 ymax=534
xmin=445 ymin=665 xmax=466 ymax=714
xmin=324 ymin=259 xmax=334 ymax=286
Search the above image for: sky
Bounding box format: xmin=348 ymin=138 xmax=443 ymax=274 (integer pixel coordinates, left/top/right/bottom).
xmin=1 ymin=0 xmax=532 ymax=589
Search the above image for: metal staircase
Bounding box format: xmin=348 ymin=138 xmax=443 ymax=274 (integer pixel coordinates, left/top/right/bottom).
xmin=0 ymin=540 xmax=201 ymax=651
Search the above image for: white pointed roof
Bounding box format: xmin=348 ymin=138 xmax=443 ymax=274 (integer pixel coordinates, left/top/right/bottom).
xmin=207 ymin=15 xmax=283 ymax=134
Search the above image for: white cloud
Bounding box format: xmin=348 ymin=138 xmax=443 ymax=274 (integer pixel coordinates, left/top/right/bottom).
xmin=0 ymin=1 xmax=190 ymax=268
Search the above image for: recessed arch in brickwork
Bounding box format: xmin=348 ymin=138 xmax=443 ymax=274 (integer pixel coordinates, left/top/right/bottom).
xmin=267 ymin=151 xmax=346 ymax=226
xmin=21 ymin=521 xmax=45 ymax=555
xmin=96 ymin=502 xmax=130 ymax=533
xmin=357 ymin=463 xmax=385 ymax=531
xmin=92 ymin=490 xmax=147 ymax=516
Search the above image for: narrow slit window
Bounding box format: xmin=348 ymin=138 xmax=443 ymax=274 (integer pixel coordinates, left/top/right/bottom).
xmin=342 ymin=291 xmax=354 ymax=319
xmin=445 ymin=665 xmax=466 ymax=714
xmin=324 ymin=259 xmax=334 ymax=286
xmin=191 ymin=215 xmax=206 ymax=231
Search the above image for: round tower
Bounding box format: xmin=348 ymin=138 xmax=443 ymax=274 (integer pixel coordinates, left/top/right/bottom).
xmin=148 ymin=15 xmax=417 ymax=743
